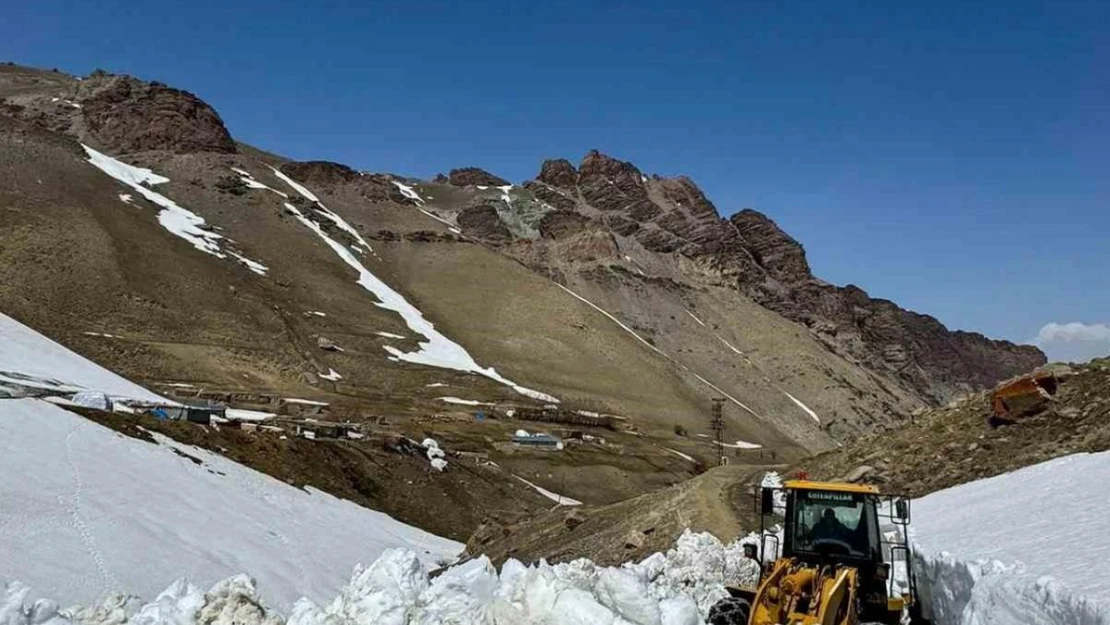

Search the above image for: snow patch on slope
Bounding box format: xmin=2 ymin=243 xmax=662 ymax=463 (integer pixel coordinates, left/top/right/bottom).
xmin=684 ymin=310 xmax=706 ymax=327
xmin=513 ymin=476 xmax=581 ymax=506
xmin=437 ymin=397 xmax=490 ymax=406
xmin=783 ymin=391 xmax=820 ymax=423
xmin=391 ymin=180 xmax=425 ymax=205
xmin=82 ymin=146 xmax=268 ymax=275
xmin=268 ymin=166 xmax=373 ymax=254
xmin=273 ymin=176 xmax=556 ymax=404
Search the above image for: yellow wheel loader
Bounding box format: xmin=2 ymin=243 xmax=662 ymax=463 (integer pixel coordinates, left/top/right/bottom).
xmin=708 ymin=479 xmax=930 ymax=625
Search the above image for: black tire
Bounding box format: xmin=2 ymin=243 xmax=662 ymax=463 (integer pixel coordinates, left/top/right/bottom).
xmin=708 ymin=596 xmax=751 ymax=625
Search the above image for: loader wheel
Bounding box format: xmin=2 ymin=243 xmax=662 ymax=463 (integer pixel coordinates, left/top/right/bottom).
xmin=708 ymin=596 xmax=751 ymax=625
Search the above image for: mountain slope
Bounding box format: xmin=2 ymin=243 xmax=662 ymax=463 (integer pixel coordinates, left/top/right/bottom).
xmin=0 ymin=63 xmax=1041 ymax=457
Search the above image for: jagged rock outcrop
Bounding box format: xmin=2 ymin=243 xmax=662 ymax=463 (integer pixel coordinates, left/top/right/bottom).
xmin=448 ymin=167 xmax=509 ymax=187
xmin=537 ymin=159 xmax=577 ymax=188
xmin=77 ymin=74 xmax=236 ymax=154
xmin=538 ymin=210 xmax=590 ymax=239
xmin=457 ymin=204 xmax=511 ymax=242
xmin=518 ymin=150 xmax=1046 ymax=403
xmin=728 ymin=209 xmax=811 ymax=283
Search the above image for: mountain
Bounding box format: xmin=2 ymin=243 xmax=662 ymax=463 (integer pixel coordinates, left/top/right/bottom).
xmin=0 ymin=63 xmax=1043 ymax=461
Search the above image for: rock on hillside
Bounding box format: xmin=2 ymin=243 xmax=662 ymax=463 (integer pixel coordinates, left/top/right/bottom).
xmin=0 ymin=68 xmax=236 ymax=155
xmin=448 ymin=167 xmax=509 ymax=187
xmin=803 ymin=359 xmax=1110 ymax=496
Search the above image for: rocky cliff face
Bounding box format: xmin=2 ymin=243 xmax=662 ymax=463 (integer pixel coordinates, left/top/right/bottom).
xmin=516 ymin=150 xmax=1045 ymax=403
xmin=78 ymin=73 xmax=237 ymax=154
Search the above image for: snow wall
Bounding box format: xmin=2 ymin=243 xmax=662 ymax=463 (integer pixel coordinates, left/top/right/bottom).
xmin=1 ymin=531 xmax=762 ymax=625
xmin=911 ymin=450 xmax=1110 ymax=625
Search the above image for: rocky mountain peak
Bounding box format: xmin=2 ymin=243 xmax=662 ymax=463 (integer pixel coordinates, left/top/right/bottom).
xmin=537 ymin=159 xmax=577 ymax=188
xmin=578 ymin=150 xmax=643 ymax=180
xmin=448 ymin=167 xmax=509 ymax=187
xmin=77 ymin=73 xmax=236 ymax=155
xmin=729 ymin=209 xmax=811 ymax=283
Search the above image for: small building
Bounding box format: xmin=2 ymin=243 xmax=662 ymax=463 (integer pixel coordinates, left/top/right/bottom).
xmin=147 ymin=401 xmax=226 ymax=425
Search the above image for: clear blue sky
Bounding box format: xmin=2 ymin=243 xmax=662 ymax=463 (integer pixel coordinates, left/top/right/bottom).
xmin=4 ymin=0 xmax=1108 ymax=360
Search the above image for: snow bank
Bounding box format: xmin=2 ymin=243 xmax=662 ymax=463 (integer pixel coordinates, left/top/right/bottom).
xmin=513 ymin=476 xmax=582 ymax=506
xmin=912 ymin=451 xmax=1110 ymax=624
xmin=0 ymin=399 xmax=460 ymax=611
xmin=83 ymin=147 xmax=268 ymax=275
xmin=274 ymin=176 xmax=556 ymax=404
xmin=2 ymin=530 xmax=765 ymax=625
xmin=0 ymin=313 xmax=165 ymax=403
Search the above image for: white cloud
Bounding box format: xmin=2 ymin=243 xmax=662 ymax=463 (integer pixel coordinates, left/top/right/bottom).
xmin=1033 ymin=322 xmax=1110 ymax=363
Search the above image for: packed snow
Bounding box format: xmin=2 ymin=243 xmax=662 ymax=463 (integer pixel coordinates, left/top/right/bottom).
xmin=232 ymin=168 xmax=288 ymax=197
xmin=664 ymin=448 xmax=695 ymax=462
xmin=307 ymin=311 xmax=327 ymax=317
xmin=715 ymin=440 xmax=762 ymax=450
xmin=2 ymin=530 xmax=765 ymax=625
xmin=684 ymin=310 xmax=706 ymax=327
xmin=390 ymin=180 xmax=425 ymax=205
xmin=437 ymin=397 xmax=490 ymax=406
xmin=274 ymin=175 xmax=556 ymax=404
xmin=376 ymin=331 xmax=406 ymax=339
xmin=0 ymin=313 xmax=164 ymax=403
xmin=911 ymin=451 xmax=1110 ymax=624
xmin=0 ymin=399 xmax=461 ymax=612
xmin=424 ymin=382 xmax=448 ymax=388
xmin=513 ymin=476 xmax=582 ymax=506
xmin=782 ymin=391 xmax=820 ymax=423
xmin=319 ymin=368 xmax=343 ymax=381
xmin=82 ymin=147 xmax=268 ymax=275
xmin=119 ymin=193 xmax=134 ymax=204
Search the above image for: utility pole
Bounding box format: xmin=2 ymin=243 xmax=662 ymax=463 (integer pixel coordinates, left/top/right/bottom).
xmin=710 ymin=397 xmax=726 ymax=467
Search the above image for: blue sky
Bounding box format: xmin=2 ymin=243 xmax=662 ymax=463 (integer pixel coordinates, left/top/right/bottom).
xmin=4 ymin=0 xmax=1107 ymax=360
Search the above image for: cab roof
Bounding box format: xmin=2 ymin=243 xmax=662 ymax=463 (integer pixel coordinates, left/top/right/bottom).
xmin=782 ymin=480 xmax=880 ymax=494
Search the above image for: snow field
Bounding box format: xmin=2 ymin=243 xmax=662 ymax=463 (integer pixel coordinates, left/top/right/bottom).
xmin=0 ymin=399 xmax=461 ymax=612
xmin=910 ymin=450 xmax=1110 ymax=624
xmin=0 ymin=313 xmax=165 ymax=403
xmin=2 ymin=530 xmax=763 ymax=625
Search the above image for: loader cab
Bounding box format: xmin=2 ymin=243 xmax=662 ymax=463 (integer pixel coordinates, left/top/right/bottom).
xmin=755 ymin=480 xmax=924 ymax=625
xmin=782 ymin=483 xmax=883 ymax=564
